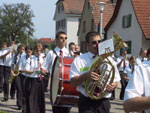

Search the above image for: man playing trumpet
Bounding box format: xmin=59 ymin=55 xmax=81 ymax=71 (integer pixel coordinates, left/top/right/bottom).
xmin=0 ymin=41 xmax=15 ymax=102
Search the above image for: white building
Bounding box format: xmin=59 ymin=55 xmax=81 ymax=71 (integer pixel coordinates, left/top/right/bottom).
xmin=105 ymin=0 xmax=150 ymax=57
xmin=77 ymin=0 xmax=115 ymax=52
xmin=53 ymin=0 xmax=85 ymax=48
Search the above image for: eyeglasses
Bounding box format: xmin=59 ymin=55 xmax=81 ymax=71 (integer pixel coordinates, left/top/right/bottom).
xmin=59 ymin=36 xmax=67 ymax=40
xmin=91 ymin=40 xmax=102 ymax=45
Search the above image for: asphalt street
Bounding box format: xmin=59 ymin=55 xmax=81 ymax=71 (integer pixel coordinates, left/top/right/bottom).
xmin=0 ymin=85 xmax=124 ymax=113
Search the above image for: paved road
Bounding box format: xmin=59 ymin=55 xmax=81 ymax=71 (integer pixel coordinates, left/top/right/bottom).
xmin=0 ymin=86 xmax=124 ymax=113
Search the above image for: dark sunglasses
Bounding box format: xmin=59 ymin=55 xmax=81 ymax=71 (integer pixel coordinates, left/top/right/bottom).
xmin=59 ymin=36 xmax=67 ymax=40
xmin=91 ymin=40 xmax=102 ymax=45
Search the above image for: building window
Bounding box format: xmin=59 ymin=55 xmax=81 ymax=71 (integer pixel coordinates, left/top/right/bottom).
xmin=63 ymin=19 xmax=66 ymax=28
xmin=60 ymin=19 xmax=66 ymax=28
xmin=122 ymin=14 xmax=132 ymax=28
xmin=56 ymin=20 xmax=61 ymax=30
xmin=62 ymin=5 xmax=64 ymax=11
xmin=88 ymin=2 xmax=90 ymax=9
xmin=58 ymin=6 xmax=60 ymax=13
xmin=56 ymin=21 xmax=59 ymax=30
xmin=83 ymin=21 xmax=86 ymax=33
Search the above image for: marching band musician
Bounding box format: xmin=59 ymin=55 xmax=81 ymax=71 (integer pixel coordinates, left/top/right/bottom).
xmin=43 ymin=45 xmax=50 ymax=92
xmin=69 ymin=42 xmax=81 ymax=57
xmin=136 ymin=48 xmax=147 ymax=65
xmin=116 ymin=49 xmax=129 ymax=100
xmin=123 ymin=48 xmax=150 ymax=113
xmin=68 ymin=42 xmax=76 ymax=57
xmin=69 ymin=31 xmax=120 ymax=113
xmin=10 ymin=41 xmax=19 ymax=100
xmin=19 ymin=45 xmax=45 ymax=113
xmin=10 ymin=44 xmax=26 ymax=110
xmin=41 ymin=31 xmax=71 ymax=113
xmin=123 ymin=56 xmax=137 ymax=88
xmin=0 ymin=42 xmax=14 ymax=102
xmin=0 ymin=43 xmax=7 ymax=94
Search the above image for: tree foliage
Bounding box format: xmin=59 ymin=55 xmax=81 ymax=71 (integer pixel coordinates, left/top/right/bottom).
xmin=0 ymin=3 xmax=34 ymax=45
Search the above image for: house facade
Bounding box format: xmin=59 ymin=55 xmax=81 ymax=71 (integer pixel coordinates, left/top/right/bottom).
xmin=54 ymin=0 xmax=85 ymax=48
xmin=105 ymin=0 xmax=150 ymax=57
xmin=77 ymin=0 xmax=115 ymax=52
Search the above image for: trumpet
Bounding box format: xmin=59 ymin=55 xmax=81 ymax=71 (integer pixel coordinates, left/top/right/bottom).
xmin=85 ymin=32 xmax=128 ymax=100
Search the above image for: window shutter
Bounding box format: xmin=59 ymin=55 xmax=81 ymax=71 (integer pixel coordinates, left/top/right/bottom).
xmin=128 ymin=14 xmax=132 ymax=27
xmin=122 ymin=16 xmax=125 ymax=28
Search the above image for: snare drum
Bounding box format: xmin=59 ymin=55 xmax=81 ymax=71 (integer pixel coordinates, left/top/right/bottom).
xmin=50 ymin=57 xmax=80 ymax=107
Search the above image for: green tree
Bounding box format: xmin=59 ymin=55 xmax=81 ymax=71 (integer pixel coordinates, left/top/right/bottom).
xmin=0 ymin=3 xmax=34 ymax=44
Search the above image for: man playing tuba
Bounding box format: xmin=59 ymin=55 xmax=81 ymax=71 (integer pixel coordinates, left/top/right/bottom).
xmin=70 ymin=31 xmax=120 ymax=113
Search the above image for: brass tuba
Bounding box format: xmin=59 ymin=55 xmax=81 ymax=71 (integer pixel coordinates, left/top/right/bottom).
xmin=9 ymin=54 xmax=21 ymax=83
xmin=85 ymin=32 xmax=128 ymax=100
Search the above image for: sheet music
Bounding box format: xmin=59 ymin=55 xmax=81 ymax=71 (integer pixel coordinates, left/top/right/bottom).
xmin=98 ymin=38 xmax=114 ymax=55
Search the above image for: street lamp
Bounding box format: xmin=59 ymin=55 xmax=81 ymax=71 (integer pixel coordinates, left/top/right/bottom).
xmin=98 ymin=2 xmax=106 ymax=39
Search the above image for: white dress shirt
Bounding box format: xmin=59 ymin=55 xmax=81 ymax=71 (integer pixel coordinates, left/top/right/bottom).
xmin=136 ymin=57 xmax=147 ymax=66
xmin=12 ymin=52 xmax=26 ymax=69
xmin=35 ymin=53 xmax=45 ymax=71
xmin=117 ymin=56 xmax=129 ymax=71
xmin=124 ymin=61 xmax=150 ymax=113
xmin=19 ymin=55 xmax=40 ymax=78
xmin=41 ymin=46 xmax=70 ymax=75
xmin=70 ymin=51 xmax=120 ymax=98
xmin=123 ymin=65 xmax=137 ymax=82
xmin=0 ymin=50 xmax=4 ymax=66
xmin=0 ymin=48 xmax=13 ymax=67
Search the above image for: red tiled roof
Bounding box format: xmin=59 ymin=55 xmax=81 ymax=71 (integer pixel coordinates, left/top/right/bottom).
xmin=105 ymin=0 xmax=150 ymax=39
xmin=131 ymin=0 xmax=150 ymax=39
xmin=39 ymin=38 xmax=54 ymax=44
xmin=89 ymin=0 xmax=115 ymax=28
xmin=105 ymin=0 xmax=122 ymax=31
xmin=58 ymin=0 xmax=85 ymax=15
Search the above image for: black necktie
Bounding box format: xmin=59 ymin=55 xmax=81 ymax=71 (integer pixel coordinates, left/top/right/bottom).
xmin=141 ymin=58 xmax=144 ymax=62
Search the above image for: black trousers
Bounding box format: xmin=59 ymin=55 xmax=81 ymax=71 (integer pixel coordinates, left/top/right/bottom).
xmin=0 ymin=65 xmax=4 ymax=91
xmin=119 ymin=71 xmax=126 ymax=100
xmin=10 ymin=79 xmax=16 ymax=98
xmin=24 ymin=77 xmax=45 ymax=113
xmin=43 ymin=73 xmax=49 ymax=92
xmin=3 ymin=66 xmax=11 ymax=99
xmin=52 ymin=106 xmax=71 ymax=113
xmin=78 ymin=94 xmax=110 ymax=113
xmin=11 ymin=74 xmax=23 ymax=107
xmin=19 ymin=74 xmax=26 ymax=113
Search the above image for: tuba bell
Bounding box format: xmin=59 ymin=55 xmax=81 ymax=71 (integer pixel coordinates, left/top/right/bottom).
xmin=85 ymin=32 xmax=128 ymax=100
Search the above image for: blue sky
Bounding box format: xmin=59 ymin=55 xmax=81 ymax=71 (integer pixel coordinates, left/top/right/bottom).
xmin=0 ymin=0 xmax=56 ymax=39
